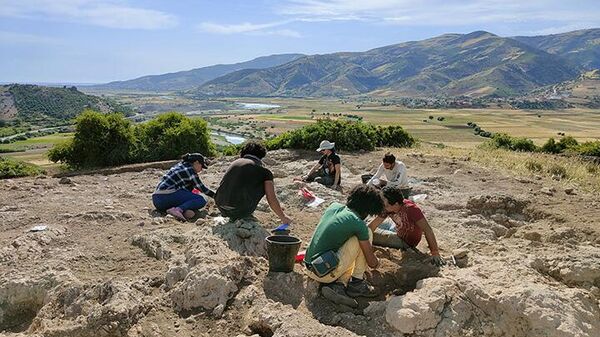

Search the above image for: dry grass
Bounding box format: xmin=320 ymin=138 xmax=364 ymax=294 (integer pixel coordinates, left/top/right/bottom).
xmin=410 ymin=143 xmax=600 ymax=194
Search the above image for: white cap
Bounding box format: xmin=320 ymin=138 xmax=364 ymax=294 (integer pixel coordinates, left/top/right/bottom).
xmin=316 ymin=140 xmax=335 ymax=152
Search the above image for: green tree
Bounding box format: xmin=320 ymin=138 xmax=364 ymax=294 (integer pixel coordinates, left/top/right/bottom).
xmin=134 ymin=112 xmax=216 ymax=162
xmin=48 ymin=110 xmax=135 ymax=168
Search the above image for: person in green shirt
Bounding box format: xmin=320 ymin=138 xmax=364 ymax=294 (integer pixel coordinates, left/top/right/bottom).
xmin=305 ymin=184 xmax=384 ymax=307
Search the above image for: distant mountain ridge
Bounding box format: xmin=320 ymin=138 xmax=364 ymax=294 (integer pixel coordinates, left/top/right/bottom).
xmin=89 ymin=54 xmax=304 ymax=92
xmin=513 ymin=29 xmax=600 ymax=70
xmin=196 ymin=29 xmax=598 ymax=98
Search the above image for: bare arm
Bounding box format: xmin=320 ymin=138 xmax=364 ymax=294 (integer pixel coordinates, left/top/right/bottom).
xmin=368 ymin=215 xmax=386 ymax=232
xmin=264 ymin=180 xmax=292 ymax=224
xmin=333 ymin=163 xmax=341 ymax=186
xmin=305 ymin=162 xmax=321 ymax=178
xmin=415 ymin=218 xmax=440 ymax=256
xmin=359 ymin=240 xmax=379 ymax=268
xmin=367 ymin=164 xmax=384 ymax=185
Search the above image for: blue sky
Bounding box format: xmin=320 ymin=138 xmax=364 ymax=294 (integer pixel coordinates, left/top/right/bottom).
xmin=1 ymin=0 xmax=599 ymax=83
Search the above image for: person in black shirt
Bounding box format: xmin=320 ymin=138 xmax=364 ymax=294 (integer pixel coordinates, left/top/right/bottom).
xmin=215 ymin=141 xmax=292 ymax=224
xmin=303 ymin=140 xmax=342 ymax=189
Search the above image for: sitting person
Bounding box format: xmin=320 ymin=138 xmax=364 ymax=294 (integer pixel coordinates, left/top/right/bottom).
xmin=152 ymin=153 xmax=215 ymax=221
xmin=303 ymin=140 xmax=341 ymax=189
xmin=365 ymin=152 xmax=410 ymax=197
xmin=304 ymin=184 xmax=383 ymax=307
xmin=215 ymin=141 xmax=292 ymax=225
xmin=368 ymin=185 xmax=445 ymax=267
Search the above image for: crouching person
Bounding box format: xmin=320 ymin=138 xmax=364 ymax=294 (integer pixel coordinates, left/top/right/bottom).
xmin=152 ymin=153 xmax=214 ymax=221
xmin=304 ymin=185 xmax=384 ymax=307
xmin=369 ymin=185 xmax=445 ymax=267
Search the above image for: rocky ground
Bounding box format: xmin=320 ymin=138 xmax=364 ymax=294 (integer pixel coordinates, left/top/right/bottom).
xmin=1 ymin=148 xmax=599 ymax=337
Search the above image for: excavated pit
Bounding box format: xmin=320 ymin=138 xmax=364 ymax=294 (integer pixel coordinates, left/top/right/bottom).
xmin=0 ymin=277 xmax=53 ymax=333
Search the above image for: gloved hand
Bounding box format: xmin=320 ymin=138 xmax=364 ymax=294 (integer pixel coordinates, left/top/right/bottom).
xmin=430 ymin=255 xmax=446 ymax=267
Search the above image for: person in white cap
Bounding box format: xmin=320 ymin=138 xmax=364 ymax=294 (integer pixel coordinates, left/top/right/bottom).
xmin=303 ymin=140 xmax=341 ymax=189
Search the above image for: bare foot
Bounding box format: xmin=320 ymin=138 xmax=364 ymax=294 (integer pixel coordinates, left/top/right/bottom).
xmin=167 ymin=207 xmax=186 ymax=221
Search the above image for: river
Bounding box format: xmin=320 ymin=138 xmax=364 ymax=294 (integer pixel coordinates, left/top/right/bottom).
xmin=211 ymin=130 xmax=246 ymax=145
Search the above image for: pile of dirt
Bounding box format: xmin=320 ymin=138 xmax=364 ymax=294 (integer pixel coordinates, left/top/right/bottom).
xmin=1 ymin=149 xmax=599 ymax=337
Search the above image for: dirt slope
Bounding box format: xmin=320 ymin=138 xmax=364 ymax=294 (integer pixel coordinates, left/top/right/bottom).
xmin=1 ymin=149 xmax=599 ymax=337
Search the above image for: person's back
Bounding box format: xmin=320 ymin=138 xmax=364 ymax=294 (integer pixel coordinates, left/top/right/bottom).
xmin=305 ymin=202 xmax=369 ymax=263
xmin=215 ymin=156 xmax=273 ymax=219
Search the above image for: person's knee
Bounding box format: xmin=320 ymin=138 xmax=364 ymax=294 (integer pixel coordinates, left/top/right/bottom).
xmin=186 ymin=194 xmax=207 ymax=210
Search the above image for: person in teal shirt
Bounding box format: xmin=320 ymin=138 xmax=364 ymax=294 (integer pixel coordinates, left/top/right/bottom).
xmin=305 ymin=184 xmax=384 ymax=307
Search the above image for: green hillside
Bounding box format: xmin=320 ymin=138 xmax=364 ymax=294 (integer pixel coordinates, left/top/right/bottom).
xmin=513 ymin=28 xmax=600 ymax=70
xmin=195 ymin=30 xmax=582 ymax=98
xmin=1 ymin=84 xmax=133 ymax=124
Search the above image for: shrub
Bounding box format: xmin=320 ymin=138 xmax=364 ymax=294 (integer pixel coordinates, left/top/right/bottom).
xmin=488 ymin=133 xmax=513 ymax=149
xmin=48 ymin=111 xmax=216 ymax=168
xmin=47 ymin=139 xmax=74 ymax=163
xmin=375 ymin=125 xmax=415 ymax=148
xmin=547 ymin=164 xmax=567 ymax=179
xmin=541 ymin=138 xmax=560 ymax=154
xmin=221 ymin=144 xmax=243 ymax=156
xmin=49 ymin=110 xmax=136 ymax=168
xmin=577 ymin=141 xmax=600 ymax=157
xmin=487 ymin=133 xmax=538 ymax=152
xmin=265 ymin=119 xmax=414 ymax=152
xmin=134 ymin=112 xmax=216 ymax=162
xmin=510 ymin=137 xmax=537 ymax=152
xmin=525 ymin=160 xmax=543 ymax=172
xmin=0 ymin=157 xmax=43 ymax=179
xmin=557 ymin=136 xmax=578 ymax=151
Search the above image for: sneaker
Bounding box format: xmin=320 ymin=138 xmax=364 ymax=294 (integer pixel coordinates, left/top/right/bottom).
xmin=346 ymin=279 xmax=378 ymax=298
xmin=321 ymin=283 xmax=358 ymax=308
xmin=167 ymin=207 xmax=186 ymax=221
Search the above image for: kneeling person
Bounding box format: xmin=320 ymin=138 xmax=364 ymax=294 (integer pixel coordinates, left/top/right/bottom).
xmin=369 ymin=185 xmax=445 ymax=266
xmin=305 ymin=185 xmax=383 ymax=306
xmin=152 ymin=153 xmax=214 ymax=221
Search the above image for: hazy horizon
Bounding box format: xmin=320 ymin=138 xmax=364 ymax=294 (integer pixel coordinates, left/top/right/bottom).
xmin=2 ymin=0 xmax=599 ymax=84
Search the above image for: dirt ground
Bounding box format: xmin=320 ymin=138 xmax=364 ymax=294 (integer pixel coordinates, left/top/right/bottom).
xmin=1 ymin=148 xmax=599 ymax=337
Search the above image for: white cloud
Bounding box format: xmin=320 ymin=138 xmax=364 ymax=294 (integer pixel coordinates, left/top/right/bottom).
xmin=0 ymin=0 xmax=177 ymax=29
xmin=278 ymin=0 xmax=600 ymax=28
xmin=197 ymin=20 xmax=301 ymax=38
xmin=528 ymin=23 xmax=599 ymax=36
xmin=0 ymin=31 xmax=63 ymax=45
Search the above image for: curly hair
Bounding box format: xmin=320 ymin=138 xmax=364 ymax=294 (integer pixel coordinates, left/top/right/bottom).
xmin=381 ymin=185 xmax=405 ymax=205
xmin=240 ymin=141 xmax=267 ymax=159
xmin=346 ymin=184 xmax=384 ymax=219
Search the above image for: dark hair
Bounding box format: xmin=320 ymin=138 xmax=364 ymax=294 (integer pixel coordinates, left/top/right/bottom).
xmin=346 ymin=184 xmax=384 ymax=219
xmin=383 ymin=152 xmax=396 ymax=164
xmin=240 ymin=141 xmax=267 ymax=159
xmin=181 ymin=153 xmax=207 ymax=167
xmin=382 ymin=185 xmax=405 ymax=206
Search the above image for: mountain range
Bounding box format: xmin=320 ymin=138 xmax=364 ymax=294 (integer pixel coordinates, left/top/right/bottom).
xmin=92 ymin=29 xmax=600 ymax=98
xmin=89 ymin=54 xmax=303 ymax=92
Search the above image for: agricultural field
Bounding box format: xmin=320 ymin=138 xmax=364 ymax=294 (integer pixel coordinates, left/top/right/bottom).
xmin=0 ymin=133 xmax=73 ymax=167
xmin=222 ymin=97 xmax=600 ymax=147
xmin=3 ymin=95 xmax=600 ymax=168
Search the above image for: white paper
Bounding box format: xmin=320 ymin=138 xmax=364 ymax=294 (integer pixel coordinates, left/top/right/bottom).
xmin=306 ymin=197 xmax=325 ymax=208
xmin=410 ymin=194 xmax=428 ymax=202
